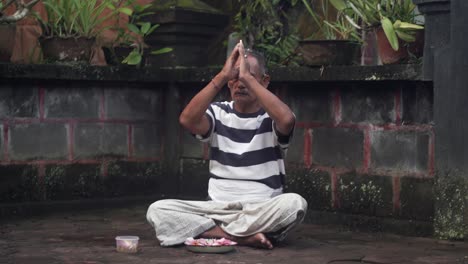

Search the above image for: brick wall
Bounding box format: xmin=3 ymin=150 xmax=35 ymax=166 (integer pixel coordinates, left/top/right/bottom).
xmin=281 ymin=82 xmax=434 ymax=222
xmin=0 ymin=80 xmax=167 ymax=202
xmin=178 ymin=81 xmax=434 ymax=223
xmin=0 ymin=64 xmax=434 ymax=227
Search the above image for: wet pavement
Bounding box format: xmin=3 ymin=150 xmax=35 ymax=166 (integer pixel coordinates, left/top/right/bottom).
xmin=1 ymin=205 xmax=467 ymax=264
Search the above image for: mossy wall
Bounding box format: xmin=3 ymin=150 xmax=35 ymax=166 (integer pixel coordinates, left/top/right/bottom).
xmin=0 ymin=63 xmax=443 ymax=236
xmin=434 ymin=171 xmax=468 ymax=239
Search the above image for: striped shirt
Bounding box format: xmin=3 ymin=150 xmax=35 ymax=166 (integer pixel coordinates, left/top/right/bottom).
xmin=196 ymin=101 xmax=293 ymax=203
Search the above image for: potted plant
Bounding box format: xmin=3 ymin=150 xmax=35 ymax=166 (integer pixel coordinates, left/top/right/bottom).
xmin=35 ymin=0 xmax=125 ymax=63
xmin=233 ymin=0 xmax=361 ymax=66
xmin=0 ymin=0 xmax=40 ymax=62
xmin=233 ymin=0 xmax=301 ymax=66
xmin=104 ymin=1 xmax=172 ymax=67
xmin=330 ymin=0 xmax=424 ymax=64
xmin=298 ymin=0 xmax=362 ymax=66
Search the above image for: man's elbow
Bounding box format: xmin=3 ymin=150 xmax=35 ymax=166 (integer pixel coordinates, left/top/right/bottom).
xmin=179 ymin=113 xmax=191 ymax=130
xmin=278 ymin=114 xmax=295 ymax=134
xmin=286 ymin=115 xmax=296 ymax=131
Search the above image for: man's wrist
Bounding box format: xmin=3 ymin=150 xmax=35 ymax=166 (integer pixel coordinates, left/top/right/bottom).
xmin=212 ymin=73 xmax=228 ymax=91
xmin=211 ymin=78 xmax=222 ymax=91
xmin=239 ymin=73 xmax=256 ymax=85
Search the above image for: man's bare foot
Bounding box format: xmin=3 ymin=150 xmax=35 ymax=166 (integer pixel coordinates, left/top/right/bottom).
xmin=199 ymin=226 xmax=273 ymax=249
xmin=236 ymin=233 xmax=273 ymax=249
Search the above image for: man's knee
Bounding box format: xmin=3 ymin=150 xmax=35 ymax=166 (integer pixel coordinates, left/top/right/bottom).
xmin=278 ymin=193 xmax=308 ymax=213
xmin=146 ymin=199 xmax=176 ymax=223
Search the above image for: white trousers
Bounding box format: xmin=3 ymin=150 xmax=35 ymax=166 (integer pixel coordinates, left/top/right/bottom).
xmin=146 ymin=193 xmax=308 ymax=246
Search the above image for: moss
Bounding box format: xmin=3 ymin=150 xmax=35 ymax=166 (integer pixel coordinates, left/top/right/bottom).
xmin=338 ymin=173 xmax=393 ymax=216
xmin=105 ymin=161 xmax=164 ymax=197
xmin=341 ymin=179 xmax=382 ymax=211
xmin=434 ymin=170 xmax=468 ymax=240
xmin=44 ymin=164 xmax=102 ymax=200
xmin=365 ymin=74 xmax=380 ymax=81
xmin=285 ymin=167 xmax=331 ymax=210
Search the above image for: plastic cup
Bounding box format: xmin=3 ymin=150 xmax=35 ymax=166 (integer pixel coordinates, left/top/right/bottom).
xmin=115 ymin=236 xmax=139 ymax=253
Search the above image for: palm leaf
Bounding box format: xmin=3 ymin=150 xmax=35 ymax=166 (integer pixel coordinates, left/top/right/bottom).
xmin=381 ymin=16 xmax=399 ymax=50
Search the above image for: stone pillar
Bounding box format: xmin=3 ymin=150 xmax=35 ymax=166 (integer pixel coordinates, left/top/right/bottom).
xmin=413 ymin=0 xmax=451 ymax=80
xmin=162 ymin=82 xmax=182 ymax=197
xmin=141 ymin=0 xmax=228 ymax=67
xmin=427 ymin=0 xmax=468 ymax=239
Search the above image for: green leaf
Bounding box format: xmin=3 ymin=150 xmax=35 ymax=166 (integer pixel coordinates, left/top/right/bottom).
xmin=118 ymin=7 xmax=133 ymax=16
xmin=123 ymin=50 xmax=142 ymax=65
xmin=147 ymin=24 xmax=160 ymax=35
xmin=329 ymin=0 xmax=347 ymax=11
xmin=140 ymin=22 xmax=151 ymax=34
xmin=127 ymin=23 xmax=140 ymax=34
xmin=381 ymin=16 xmax=399 ymax=51
xmin=348 ymin=1 xmax=369 ymax=24
xmin=398 ymin=22 xmax=424 ymax=30
xmin=133 ymin=4 xmax=144 ymax=13
xmin=393 ymin=20 xmax=402 ymax=29
xmin=141 ymin=4 xmax=152 ymax=10
xmin=151 ymin=47 xmax=173 ymax=55
xmin=395 ymin=29 xmax=416 ymax=42
xmin=135 ymin=11 xmax=154 ymax=18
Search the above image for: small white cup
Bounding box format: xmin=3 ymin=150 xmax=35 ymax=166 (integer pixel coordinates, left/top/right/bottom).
xmin=115 ymin=236 xmax=139 ymax=253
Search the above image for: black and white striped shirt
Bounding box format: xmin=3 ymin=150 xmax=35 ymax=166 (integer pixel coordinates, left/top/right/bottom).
xmin=197 ymin=101 xmax=293 ymax=203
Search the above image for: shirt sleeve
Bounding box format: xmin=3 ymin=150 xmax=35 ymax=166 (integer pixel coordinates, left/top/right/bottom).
xmin=194 ymin=105 xmax=215 ymax=142
xmin=272 ymin=113 xmax=296 ymax=155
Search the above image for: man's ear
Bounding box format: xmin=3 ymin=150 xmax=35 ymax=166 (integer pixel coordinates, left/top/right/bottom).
xmin=262 ymin=74 xmax=271 ymax=87
xmin=227 ymin=80 xmax=234 ymax=89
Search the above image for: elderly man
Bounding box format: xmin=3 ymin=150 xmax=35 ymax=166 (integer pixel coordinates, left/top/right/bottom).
xmin=147 ymin=41 xmax=307 ymax=249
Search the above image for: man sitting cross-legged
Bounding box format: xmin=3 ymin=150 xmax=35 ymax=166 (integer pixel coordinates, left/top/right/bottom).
xmin=146 ymin=41 xmax=307 ymax=249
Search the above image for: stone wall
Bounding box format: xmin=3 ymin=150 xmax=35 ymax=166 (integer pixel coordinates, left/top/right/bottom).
xmin=0 ymin=64 xmax=433 ymax=233
xmin=0 ymin=80 xmax=168 ymax=202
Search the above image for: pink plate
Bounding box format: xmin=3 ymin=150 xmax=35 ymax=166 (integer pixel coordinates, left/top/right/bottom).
xmin=184 ymin=238 xmax=237 ymax=254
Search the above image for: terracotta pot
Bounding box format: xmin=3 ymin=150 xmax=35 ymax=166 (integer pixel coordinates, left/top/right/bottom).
xmin=40 ymin=37 xmax=95 ymax=62
xmin=298 ymin=40 xmax=361 ymax=66
xmin=375 ymin=27 xmax=425 ymax=64
xmin=375 ymin=27 xmax=408 ymax=64
xmin=0 ymin=24 xmax=16 ymax=62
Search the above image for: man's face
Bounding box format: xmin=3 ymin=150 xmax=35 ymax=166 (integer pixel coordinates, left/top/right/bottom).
xmin=227 ymin=56 xmax=269 ymax=105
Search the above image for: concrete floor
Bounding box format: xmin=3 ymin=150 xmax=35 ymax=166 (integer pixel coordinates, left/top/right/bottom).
xmin=1 ymin=205 xmax=467 ymax=264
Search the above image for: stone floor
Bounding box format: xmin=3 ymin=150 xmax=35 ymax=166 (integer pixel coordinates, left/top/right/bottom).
xmin=1 ymin=205 xmax=467 ymax=264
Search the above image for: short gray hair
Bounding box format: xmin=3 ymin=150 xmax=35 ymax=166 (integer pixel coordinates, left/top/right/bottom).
xmin=246 ymin=49 xmax=268 ymax=76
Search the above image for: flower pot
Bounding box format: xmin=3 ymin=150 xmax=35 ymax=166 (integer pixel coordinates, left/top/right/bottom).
xmin=375 ymin=27 xmax=408 ymax=64
xmin=0 ymin=24 xmax=16 ymax=62
xmin=141 ymin=1 xmax=228 ymax=67
xmin=298 ymin=40 xmax=361 ymax=66
xmin=375 ymin=27 xmax=425 ymax=64
xmin=40 ymin=37 xmax=95 ymax=62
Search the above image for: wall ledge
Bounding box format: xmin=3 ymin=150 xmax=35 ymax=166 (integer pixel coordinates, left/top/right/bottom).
xmin=0 ymin=63 xmax=424 ymax=83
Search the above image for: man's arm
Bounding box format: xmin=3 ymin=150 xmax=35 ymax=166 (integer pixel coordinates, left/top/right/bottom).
xmin=238 ymin=45 xmax=295 ymax=136
xmin=242 ymin=76 xmax=295 ymax=136
xmin=179 ymin=46 xmax=241 ymax=135
xmin=179 ymin=74 xmax=227 ymax=135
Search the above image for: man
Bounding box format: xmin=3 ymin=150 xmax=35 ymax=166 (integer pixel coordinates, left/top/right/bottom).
xmin=147 ymin=41 xmax=307 ymax=249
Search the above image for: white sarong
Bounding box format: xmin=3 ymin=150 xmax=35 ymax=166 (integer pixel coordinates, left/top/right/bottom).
xmin=146 ymin=193 xmax=307 ymax=246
